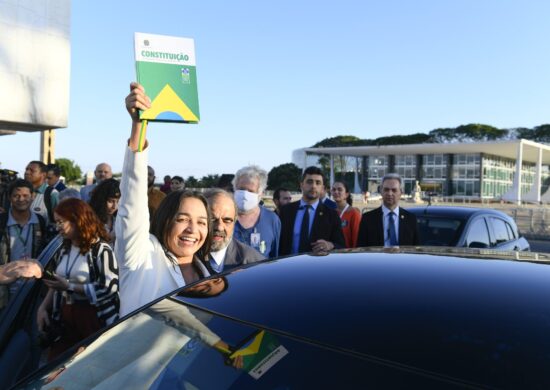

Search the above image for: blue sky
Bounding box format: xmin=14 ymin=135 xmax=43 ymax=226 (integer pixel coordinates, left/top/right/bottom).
xmin=1 ymin=0 xmax=550 ymax=180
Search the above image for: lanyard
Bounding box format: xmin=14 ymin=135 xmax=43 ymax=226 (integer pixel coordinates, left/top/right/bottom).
xmin=339 ymin=204 xmax=350 ymax=219
xmin=64 ymin=247 xmax=82 ymax=280
xmin=14 ymin=224 xmax=32 ymax=248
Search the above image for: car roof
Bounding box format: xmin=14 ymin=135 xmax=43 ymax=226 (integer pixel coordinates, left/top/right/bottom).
xmin=407 ymin=205 xmax=510 ymax=219
xmin=174 ymin=249 xmax=550 ymax=385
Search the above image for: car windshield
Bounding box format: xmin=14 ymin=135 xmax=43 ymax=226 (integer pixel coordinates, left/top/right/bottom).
xmin=416 ymin=216 xmax=464 ymax=246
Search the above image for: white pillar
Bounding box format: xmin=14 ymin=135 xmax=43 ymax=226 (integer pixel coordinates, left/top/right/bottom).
xmin=522 ymin=146 xmax=542 ymax=203
xmin=501 ymin=140 xmax=524 ymax=204
xmin=354 ymin=158 xmax=361 ymax=193
xmin=516 ymin=142 xmax=523 ymax=204
xmin=535 ymin=147 xmax=542 ymax=203
xmin=330 ymin=154 xmax=335 ymax=187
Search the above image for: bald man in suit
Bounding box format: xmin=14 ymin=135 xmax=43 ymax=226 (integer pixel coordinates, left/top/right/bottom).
xmin=357 ymin=173 xmax=419 ymax=247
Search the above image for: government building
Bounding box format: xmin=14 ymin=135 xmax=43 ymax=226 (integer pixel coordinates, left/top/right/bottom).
xmin=293 ymin=139 xmax=550 ymax=203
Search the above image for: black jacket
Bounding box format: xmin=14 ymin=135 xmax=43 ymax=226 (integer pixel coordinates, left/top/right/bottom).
xmin=279 ymin=200 xmax=345 ymax=255
xmin=357 ymin=206 xmax=419 ymax=247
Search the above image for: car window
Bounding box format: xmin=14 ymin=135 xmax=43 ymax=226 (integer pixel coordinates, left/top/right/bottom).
xmin=505 ymin=222 xmax=516 ymax=240
xmin=19 ymin=296 xmax=460 ymax=389
xmin=416 ymin=216 xmax=463 ymax=246
xmin=490 ymin=218 xmax=510 ymax=245
xmin=465 ymin=218 xmax=491 ymax=248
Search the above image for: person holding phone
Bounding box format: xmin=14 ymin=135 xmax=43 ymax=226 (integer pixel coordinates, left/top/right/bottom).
xmin=36 ymin=198 xmax=119 ymax=360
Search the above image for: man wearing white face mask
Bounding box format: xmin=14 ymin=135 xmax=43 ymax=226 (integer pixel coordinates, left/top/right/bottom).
xmin=232 ymin=165 xmax=281 ymax=258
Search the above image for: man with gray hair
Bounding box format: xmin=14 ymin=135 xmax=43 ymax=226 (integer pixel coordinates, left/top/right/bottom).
xmin=204 ymin=189 xmax=265 ymax=273
xmin=231 ymin=165 xmax=281 ymax=258
xmin=357 ymin=173 xmax=419 ymax=247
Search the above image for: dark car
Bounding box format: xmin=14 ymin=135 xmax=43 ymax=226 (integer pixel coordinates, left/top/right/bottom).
xmin=11 ymin=248 xmax=550 ymax=389
xmin=409 ymin=206 xmax=530 ymax=251
xmin=0 ymin=236 xmax=62 ymax=390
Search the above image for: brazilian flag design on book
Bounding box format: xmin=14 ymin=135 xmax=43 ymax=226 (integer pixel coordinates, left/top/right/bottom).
xmin=134 ymin=32 xmax=200 ymax=123
xmin=230 ymin=330 xmax=289 ymax=379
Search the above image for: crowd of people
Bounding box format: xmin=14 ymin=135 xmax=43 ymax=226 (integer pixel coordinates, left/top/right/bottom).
xmin=0 ymin=82 xmax=419 ymax=362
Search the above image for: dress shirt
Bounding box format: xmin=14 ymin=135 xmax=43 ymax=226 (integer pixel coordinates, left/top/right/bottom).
xmin=209 ymin=245 xmax=229 ymax=273
xmin=7 ymin=211 xmax=39 ymax=260
xmin=382 ymin=205 xmax=400 ymax=247
xmin=291 ymin=199 xmax=319 ymax=254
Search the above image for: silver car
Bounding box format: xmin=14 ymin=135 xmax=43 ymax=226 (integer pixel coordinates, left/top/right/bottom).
xmin=409 ymin=206 xmax=530 ymax=251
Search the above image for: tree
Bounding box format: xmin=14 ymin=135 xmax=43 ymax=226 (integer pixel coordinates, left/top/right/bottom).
xmin=533 ymin=124 xmax=550 ymax=142
xmin=312 ymin=135 xmax=364 ymax=147
xmin=55 ymin=158 xmax=82 ymax=184
xmin=199 ymin=174 xmax=220 ymax=188
xmin=186 ymin=176 xmax=199 ymax=188
xmin=267 ymin=163 xmax=302 ymax=191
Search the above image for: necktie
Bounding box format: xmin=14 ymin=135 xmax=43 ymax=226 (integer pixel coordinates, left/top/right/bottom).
xmin=299 ymin=205 xmax=311 ymax=253
xmin=388 ymin=212 xmax=398 ymax=246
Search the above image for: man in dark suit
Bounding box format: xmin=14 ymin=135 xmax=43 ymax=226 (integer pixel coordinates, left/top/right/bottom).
xmin=204 ymin=189 xmax=265 ymax=273
xmin=279 ymin=166 xmax=345 ymax=255
xmin=357 ymin=173 xmax=419 ymax=247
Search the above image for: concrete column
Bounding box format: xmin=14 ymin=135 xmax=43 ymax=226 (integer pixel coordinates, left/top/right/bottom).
xmin=523 ymin=146 xmax=543 ymax=203
xmin=502 ymin=141 xmax=524 ymax=204
xmin=40 ymin=129 xmax=55 ymax=164
xmin=354 ymin=158 xmax=361 ymax=193
xmin=330 ymin=154 xmax=335 ymax=187
xmin=534 ymin=147 xmax=542 ymax=203
xmin=515 ymin=142 xmax=524 ymax=204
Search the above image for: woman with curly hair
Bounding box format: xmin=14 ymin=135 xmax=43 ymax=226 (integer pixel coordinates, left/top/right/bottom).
xmin=89 ymin=178 xmax=121 ymax=244
xmin=36 ymin=198 xmax=119 ymax=360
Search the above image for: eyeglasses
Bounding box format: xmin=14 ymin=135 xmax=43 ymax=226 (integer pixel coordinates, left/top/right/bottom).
xmin=54 ymin=220 xmax=68 ymax=227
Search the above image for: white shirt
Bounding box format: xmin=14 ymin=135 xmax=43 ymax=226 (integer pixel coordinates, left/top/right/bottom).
xmin=382 ymin=205 xmax=400 ymax=247
xmin=209 ymin=245 xmax=229 ymax=273
xmin=116 ymin=147 xmax=210 ymax=317
xmin=55 ymin=245 xmax=91 ymax=302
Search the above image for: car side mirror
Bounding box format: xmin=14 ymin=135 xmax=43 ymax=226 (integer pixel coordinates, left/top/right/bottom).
xmin=468 ymin=241 xmax=489 ymax=249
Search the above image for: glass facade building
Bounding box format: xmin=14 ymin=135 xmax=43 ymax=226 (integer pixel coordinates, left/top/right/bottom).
xmin=305 ymin=146 xmax=550 ymax=200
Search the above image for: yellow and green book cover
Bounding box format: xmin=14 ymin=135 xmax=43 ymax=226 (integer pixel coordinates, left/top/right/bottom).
xmin=134 ymin=32 xmax=200 ymax=123
xmin=230 ymin=330 xmax=289 ymax=380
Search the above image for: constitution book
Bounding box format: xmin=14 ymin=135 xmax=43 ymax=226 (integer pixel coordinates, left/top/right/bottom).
xmin=134 ymin=32 xmax=200 ymax=123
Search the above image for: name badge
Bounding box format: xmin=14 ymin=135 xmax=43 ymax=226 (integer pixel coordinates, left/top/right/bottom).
xmin=250 ymin=232 xmax=261 ymax=249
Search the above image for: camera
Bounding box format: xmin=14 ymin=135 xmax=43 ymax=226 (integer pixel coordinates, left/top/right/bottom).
xmin=0 ymin=169 xmax=18 ymax=212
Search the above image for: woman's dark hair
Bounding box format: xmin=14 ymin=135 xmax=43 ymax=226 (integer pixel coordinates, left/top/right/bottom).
xmin=334 ymin=181 xmax=353 ymax=206
xmin=54 ymin=198 xmax=110 ymax=253
xmin=89 ymin=178 xmax=121 ymax=224
xmin=150 ymin=190 xmax=212 ymax=262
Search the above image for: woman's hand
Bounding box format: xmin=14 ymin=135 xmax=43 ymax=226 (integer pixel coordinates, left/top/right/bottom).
xmin=214 ymin=340 xmax=244 ymax=369
xmin=42 ymin=274 xmax=69 ymax=291
xmin=125 ymin=82 xmax=151 ymax=122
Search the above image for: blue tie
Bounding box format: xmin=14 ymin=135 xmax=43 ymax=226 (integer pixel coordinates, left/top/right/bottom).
xmin=299 ymin=205 xmax=312 ymax=253
xmin=388 ymin=212 xmax=398 ymax=246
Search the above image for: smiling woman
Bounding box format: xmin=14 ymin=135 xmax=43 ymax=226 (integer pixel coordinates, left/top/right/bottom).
xmin=116 ymin=82 xmax=213 ymax=317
